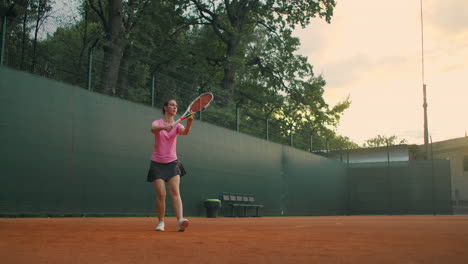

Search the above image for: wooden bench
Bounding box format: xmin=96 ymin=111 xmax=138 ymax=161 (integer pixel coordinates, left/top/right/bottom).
xmin=221 ymin=192 xmax=264 ymax=217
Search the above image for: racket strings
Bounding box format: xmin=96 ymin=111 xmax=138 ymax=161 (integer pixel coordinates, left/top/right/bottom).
xmin=189 ymin=93 xmax=213 ymax=113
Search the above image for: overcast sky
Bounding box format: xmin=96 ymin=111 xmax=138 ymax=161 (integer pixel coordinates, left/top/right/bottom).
xmin=294 ymin=0 xmax=468 ymax=145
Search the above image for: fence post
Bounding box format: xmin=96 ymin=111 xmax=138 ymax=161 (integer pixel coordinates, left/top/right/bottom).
xmin=236 ymin=102 xmax=240 ymax=132
xmin=346 ymin=150 xmax=351 ymax=215
xmin=87 ymin=46 xmax=94 ymax=91
xmin=386 ymin=142 xmax=392 ymax=214
xmin=1 ymin=16 xmax=6 ymax=67
xmin=430 ymin=136 xmax=435 ymax=215
xmin=387 ymin=142 xmax=390 ymax=164
xmin=151 ymin=74 xmax=155 ymax=107
xmin=290 ymin=130 xmax=293 ymax=146
xmin=266 ymin=118 xmax=269 ymax=141
xmin=310 ymin=134 xmax=313 ymax=152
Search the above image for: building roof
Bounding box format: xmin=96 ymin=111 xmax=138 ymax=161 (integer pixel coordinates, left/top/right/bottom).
xmin=422 ymin=136 xmax=468 ymax=154
xmin=325 ymin=136 xmax=468 ymax=163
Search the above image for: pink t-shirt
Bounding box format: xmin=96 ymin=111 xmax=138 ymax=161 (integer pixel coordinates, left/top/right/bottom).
xmin=151 ymin=119 xmax=185 ymax=163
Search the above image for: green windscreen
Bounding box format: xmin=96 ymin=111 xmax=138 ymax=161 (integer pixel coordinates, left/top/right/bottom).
xmin=0 ymin=67 xmax=452 ymax=217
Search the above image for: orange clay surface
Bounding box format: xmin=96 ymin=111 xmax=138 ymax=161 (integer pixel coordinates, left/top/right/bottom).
xmin=1 ymin=216 xmax=468 ymax=264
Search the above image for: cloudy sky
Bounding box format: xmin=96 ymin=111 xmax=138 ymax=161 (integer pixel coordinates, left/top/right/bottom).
xmin=294 ymin=0 xmax=468 ymax=145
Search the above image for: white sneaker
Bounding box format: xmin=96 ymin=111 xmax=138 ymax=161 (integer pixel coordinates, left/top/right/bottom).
xmin=178 ymin=218 xmax=189 ymax=232
xmin=155 ymin=221 xmax=165 ymax=231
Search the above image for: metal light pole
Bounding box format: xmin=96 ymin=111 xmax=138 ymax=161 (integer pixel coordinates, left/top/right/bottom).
xmin=420 ymin=0 xmax=429 ymax=159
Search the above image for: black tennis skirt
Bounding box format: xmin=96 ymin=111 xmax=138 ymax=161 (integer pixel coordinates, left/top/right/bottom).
xmin=147 ymin=160 xmax=187 ymax=182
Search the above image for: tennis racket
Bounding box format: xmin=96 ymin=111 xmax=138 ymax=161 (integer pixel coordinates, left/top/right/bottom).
xmin=172 ymin=92 xmax=214 ymax=126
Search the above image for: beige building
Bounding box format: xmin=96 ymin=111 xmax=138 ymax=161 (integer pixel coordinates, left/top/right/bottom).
xmin=420 ymin=137 xmax=468 ymax=214
xmin=327 ymin=136 xmax=468 ymax=214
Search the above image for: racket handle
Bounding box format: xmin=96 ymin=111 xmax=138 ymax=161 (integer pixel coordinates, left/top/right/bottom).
xmin=172 ymin=113 xmax=193 ymax=126
xmin=172 ymin=116 xmax=187 ymax=126
xmin=171 ymin=118 xmax=182 ymax=127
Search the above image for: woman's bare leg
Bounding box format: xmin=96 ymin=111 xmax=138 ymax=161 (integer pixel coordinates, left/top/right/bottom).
xmin=168 ymin=175 xmax=183 ymax=220
xmin=153 ymin=179 xmax=166 ymax=222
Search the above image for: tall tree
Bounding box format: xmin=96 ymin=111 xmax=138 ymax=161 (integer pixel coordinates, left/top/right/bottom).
xmin=123 ymin=0 xmax=199 ymax=104
xmin=233 ymin=24 xmax=350 ymax=149
xmin=87 ymin=0 xmax=150 ymax=95
xmin=0 ymin=0 xmax=29 ymax=66
xmin=19 ymin=0 xmax=30 ymax=70
xmin=188 ymin=0 xmax=336 ymax=94
xmin=30 ymin=0 xmax=53 ymax=73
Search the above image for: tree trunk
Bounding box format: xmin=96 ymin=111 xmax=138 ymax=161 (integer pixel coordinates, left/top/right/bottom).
xmin=0 ymin=17 xmax=11 ymax=66
xmin=0 ymin=0 xmax=29 ymax=67
xmin=100 ymin=0 xmax=125 ymax=95
xmin=30 ymin=3 xmax=41 ymax=73
xmin=78 ymin=2 xmax=89 ymax=69
xmin=117 ymin=44 xmax=131 ymax=98
xmin=222 ymin=0 xmax=250 ymax=94
xmin=20 ymin=11 xmax=28 ymax=70
xmin=223 ymin=36 xmax=240 ymax=93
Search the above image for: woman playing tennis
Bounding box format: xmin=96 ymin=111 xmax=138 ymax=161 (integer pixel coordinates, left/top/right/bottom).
xmin=147 ymin=99 xmax=193 ymax=232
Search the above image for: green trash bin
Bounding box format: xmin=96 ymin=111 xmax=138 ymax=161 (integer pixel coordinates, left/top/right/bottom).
xmin=204 ymin=199 xmax=221 ymax=218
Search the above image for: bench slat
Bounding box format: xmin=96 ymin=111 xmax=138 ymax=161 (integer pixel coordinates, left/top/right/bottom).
xmin=221 ymin=193 xmax=264 ymax=217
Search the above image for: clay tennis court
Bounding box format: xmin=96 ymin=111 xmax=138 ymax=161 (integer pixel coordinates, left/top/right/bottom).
xmin=1 ymin=216 xmax=468 ymax=264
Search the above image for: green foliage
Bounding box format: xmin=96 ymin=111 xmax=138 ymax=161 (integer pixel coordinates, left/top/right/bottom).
xmin=363 ymin=135 xmax=408 ymax=148
xmin=2 ymin=0 xmax=359 ymax=152
xmin=329 ymin=135 xmax=359 ymax=150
